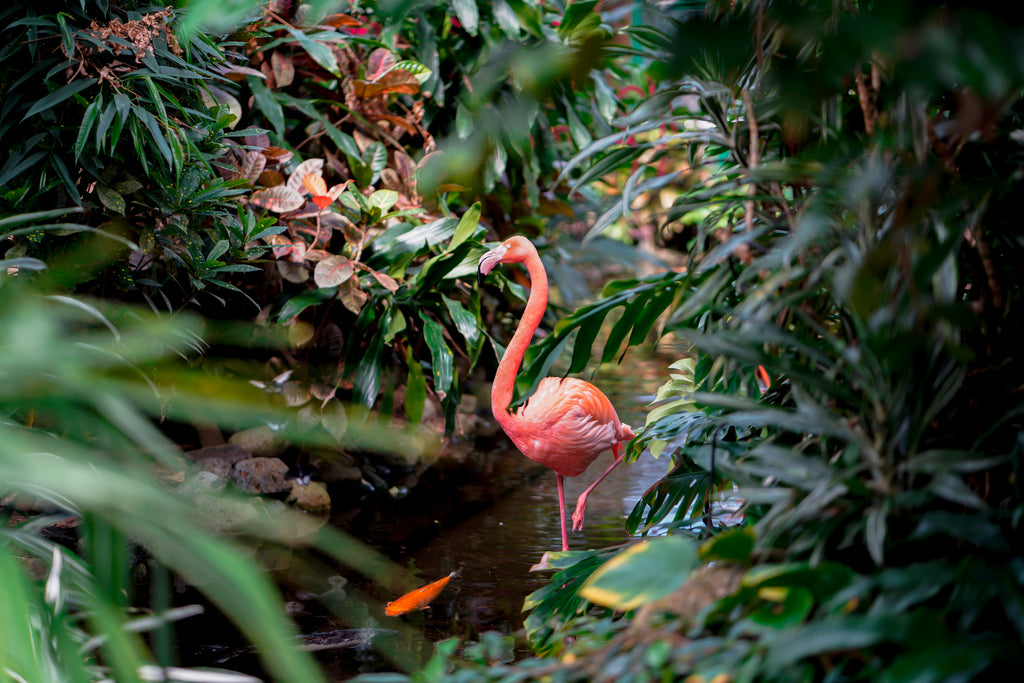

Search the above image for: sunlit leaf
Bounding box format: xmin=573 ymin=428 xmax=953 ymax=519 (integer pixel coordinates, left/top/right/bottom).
xmin=580 ymin=536 xmax=698 ymax=610
xmin=448 ymin=202 xmax=481 ymax=252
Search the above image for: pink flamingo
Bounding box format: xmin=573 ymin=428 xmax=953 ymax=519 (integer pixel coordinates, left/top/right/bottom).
xmin=477 ymin=236 xmax=635 ymax=551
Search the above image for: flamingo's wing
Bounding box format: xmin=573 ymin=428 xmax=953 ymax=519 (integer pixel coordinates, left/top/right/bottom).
xmin=508 ymin=378 xmax=624 ymax=476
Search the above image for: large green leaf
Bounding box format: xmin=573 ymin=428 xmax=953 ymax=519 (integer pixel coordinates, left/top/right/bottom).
xmin=420 ymin=312 xmax=454 ymax=395
xmin=579 ymin=535 xmax=698 ymax=610
xmin=23 ymin=78 xmax=97 ymax=118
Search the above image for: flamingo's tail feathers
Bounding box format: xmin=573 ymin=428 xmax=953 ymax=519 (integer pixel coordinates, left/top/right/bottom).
xmin=620 ymin=423 xmax=636 ymax=441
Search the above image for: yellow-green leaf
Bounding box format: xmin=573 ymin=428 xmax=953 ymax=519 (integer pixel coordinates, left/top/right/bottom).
xmin=579 ymin=536 xmax=697 ymax=611
xmin=96 ymin=184 xmax=126 ymax=214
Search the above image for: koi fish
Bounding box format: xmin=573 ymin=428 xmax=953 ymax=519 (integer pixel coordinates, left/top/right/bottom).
xmin=384 ymin=572 xmax=456 ymax=616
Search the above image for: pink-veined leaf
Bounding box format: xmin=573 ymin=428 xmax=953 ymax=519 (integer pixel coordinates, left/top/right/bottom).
xmin=371 ymin=270 xmax=399 ymax=293
xmin=327 ymin=180 xmax=352 ymax=201
xmin=250 ymin=186 xmax=305 ymax=213
xmin=287 ymin=158 xmax=325 ymax=194
xmin=303 ymin=249 xmax=332 ymax=262
xmin=314 ymin=255 xmax=355 ymax=288
xmin=339 ymin=277 xmax=368 ymax=313
xmin=241 ymin=150 xmax=266 ymax=182
xmin=366 ymin=48 xmax=397 ymax=81
xmin=269 ymin=234 xmax=306 ymax=262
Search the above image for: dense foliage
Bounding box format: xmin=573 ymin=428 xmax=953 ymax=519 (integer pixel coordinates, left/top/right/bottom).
xmin=360 ymin=0 xmax=1024 ymax=682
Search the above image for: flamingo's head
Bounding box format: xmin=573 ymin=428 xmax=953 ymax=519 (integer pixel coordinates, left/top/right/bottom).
xmin=477 ymin=236 xmax=536 ymax=286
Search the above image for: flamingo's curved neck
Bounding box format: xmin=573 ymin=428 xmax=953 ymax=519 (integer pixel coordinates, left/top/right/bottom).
xmin=492 ymin=251 xmax=548 ymax=424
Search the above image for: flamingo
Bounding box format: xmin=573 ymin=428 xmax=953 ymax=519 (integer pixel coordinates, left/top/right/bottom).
xmin=477 ymin=236 xmax=635 ymax=551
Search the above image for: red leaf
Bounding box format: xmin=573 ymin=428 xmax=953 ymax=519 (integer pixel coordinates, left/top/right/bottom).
xmin=366 ymin=48 xmax=397 ymax=81
xmin=371 ymin=270 xmax=399 ymax=293
xmin=269 ymin=234 xmax=306 ymax=262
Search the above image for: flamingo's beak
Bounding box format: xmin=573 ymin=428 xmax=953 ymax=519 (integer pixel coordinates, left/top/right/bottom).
xmin=477 ymin=244 xmax=508 ymax=286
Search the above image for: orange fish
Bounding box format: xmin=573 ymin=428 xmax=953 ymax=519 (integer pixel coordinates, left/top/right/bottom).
xmin=384 ymin=572 xmax=456 ymax=616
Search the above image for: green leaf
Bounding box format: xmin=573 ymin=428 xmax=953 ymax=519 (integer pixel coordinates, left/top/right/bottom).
xmin=368 ymin=189 xmax=399 ymax=213
xmin=405 ymin=345 xmax=426 ymax=428
xmin=699 ymin=526 xmax=755 ymax=562
xmin=249 ymin=78 xmax=285 ymax=136
xmin=420 ymin=312 xmax=454 ymax=395
xmin=285 ymin=26 xmax=341 ymax=76
xmin=451 ymin=0 xmax=480 ymax=35
xmin=493 ymin=0 xmax=521 ymax=38
xmin=448 ymin=202 xmax=481 ymax=252
xmin=96 ymin=184 xmax=126 ymax=215
xmin=442 ymin=294 xmax=480 ymax=349
xmin=277 ymin=287 xmax=337 ymax=322
xmin=24 ymin=78 xmax=97 ymax=119
xmin=557 ymin=0 xmax=599 ymax=40
xmin=131 ymin=105 xmax=173 ymax=167
xmin=747 ymin=586 xmax=814 ymax=630
xmin=580 ymin=536 xmax=698 ymax=610
xmin=75 ymin=96 xmax=102 ymax=160
xmin=354 ymin=335 xmax=383 ymax=408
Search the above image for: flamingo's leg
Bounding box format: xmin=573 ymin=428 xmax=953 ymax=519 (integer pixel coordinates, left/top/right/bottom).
xmin=571 ymin=443 xmax=625 ymax=532
xmin=557 ymin=474 xmax=570 ymax=551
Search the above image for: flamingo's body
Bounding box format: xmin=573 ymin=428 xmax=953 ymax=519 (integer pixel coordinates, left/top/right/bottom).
xmin=478 ymin=236 xmax=634 ymax=551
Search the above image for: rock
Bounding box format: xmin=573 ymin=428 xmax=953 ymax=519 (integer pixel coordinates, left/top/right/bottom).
xmin=228 ymin=426 xmax=286 ymax=458
xmin=286 ymin=480 xmax=331 ymax=513
xmin=195 ymin=457 xmax=233 ymax=480
xmin=185 ymin=443 xmax=250 ymax=465
xmin=232 ymin=457 xmax=291 ymax=494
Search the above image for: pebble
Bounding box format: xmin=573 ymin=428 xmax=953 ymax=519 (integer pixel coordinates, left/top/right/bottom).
xmin=286 ymin=480 xmax=331 ymax=513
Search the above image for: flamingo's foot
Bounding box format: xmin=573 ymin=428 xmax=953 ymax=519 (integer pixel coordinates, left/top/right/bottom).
xmin=571 ymin=496 xmax=588 ymax=531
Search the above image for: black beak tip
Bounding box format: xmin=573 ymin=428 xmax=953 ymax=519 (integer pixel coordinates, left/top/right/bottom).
xmin=477 ymin=269 xmax=486 ymax=287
